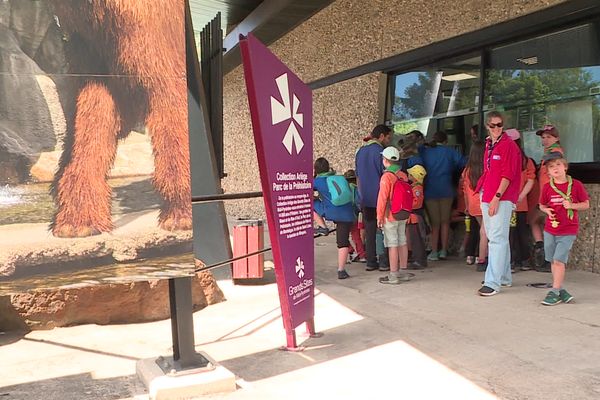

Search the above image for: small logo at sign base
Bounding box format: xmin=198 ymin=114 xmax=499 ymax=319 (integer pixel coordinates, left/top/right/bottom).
xmin=295 ymin=257 xmax=305 ymax=279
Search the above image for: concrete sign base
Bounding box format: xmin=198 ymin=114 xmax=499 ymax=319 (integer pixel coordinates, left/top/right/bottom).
xmin=136 ymin=352 xmax=236 ymax=399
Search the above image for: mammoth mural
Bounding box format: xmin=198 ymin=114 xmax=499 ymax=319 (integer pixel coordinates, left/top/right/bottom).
xmin=50 ymin=0 xmax=191 ymax=237
xmin=0 ymin=0 xmax=201 ymax=286
xmin=0 ymin=0 xmax=191 ymax=238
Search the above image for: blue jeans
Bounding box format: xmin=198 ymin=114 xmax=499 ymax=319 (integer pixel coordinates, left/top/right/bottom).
xmin=481 ymin=201 xmax=514 ymax=290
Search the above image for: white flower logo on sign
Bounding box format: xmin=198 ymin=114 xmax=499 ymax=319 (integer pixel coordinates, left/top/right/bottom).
xmin=270 ymin=73 xmax=304 ymax=155
xmin=295 ymin=256 xmax=305 ymax=279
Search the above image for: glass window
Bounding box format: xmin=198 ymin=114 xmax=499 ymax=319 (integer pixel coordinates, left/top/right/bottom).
xmin=387 ymin=56 xmax=481 ymax=152
xmin=485 ymin=21 xmax=600 ymax=163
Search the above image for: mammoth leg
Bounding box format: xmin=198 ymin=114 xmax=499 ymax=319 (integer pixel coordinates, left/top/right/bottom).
xmin=146 ymin=79 xmax=192 ymax=231
xmin=52 ymin=82 xmax=121 ymax=237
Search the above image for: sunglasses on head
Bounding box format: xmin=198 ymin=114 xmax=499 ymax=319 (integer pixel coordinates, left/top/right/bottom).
xmin=488 ymin=122 xmax=503 ymax=129
xmin=542 ymin=124 xmax=555 ymax=131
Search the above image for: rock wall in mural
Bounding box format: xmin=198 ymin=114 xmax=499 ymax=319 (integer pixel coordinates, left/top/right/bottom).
xmin=0 ymin=0 xmax=196 ymax=288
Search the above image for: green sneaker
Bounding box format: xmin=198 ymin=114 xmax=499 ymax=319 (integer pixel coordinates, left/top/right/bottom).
xmin=438 ymin=249 xmax=447 ymax=259
xmin=559 ymin=289 xmax=574 ymax=303
xmin=541 ymin=291 xmax=563 ymax=306
xmin=427 ymin=251 xmax=440 ymax=261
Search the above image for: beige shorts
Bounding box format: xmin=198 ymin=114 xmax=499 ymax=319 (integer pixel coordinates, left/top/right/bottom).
xmin=383 ymin=219 xmax=408 ymax=247
xmin=425 ymin=197 xmax=453 ymax=227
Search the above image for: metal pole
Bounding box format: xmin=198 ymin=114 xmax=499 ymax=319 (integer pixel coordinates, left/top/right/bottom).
xmin=168 ymin=277 xmax=196 ymax=367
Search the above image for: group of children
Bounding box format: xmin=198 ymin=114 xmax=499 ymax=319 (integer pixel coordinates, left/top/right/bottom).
xmin=313 ymin=123 xmax=589 ymax=305
xmin=313 ymin=148 xmax=427 ymax=283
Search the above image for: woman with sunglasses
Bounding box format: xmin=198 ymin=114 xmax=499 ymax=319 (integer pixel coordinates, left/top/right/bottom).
xmin=474 ymin=111 xmax=522 ymax=296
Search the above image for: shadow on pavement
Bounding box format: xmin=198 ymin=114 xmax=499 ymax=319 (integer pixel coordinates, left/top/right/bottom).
xmin=21 ymin=337 xmax=139 ymax=361
xmin=0 ymin=373 xmax=141 ymax=400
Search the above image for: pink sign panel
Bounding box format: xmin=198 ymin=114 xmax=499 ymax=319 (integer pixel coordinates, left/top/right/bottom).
xmin=240 ymin=34 xmax=314 ymax=332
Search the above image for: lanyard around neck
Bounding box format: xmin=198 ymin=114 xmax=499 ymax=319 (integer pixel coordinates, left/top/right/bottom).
xmin=550 ymin=175 xmax=574 ymax=220
xmin=486 ymin=133 xmax=504 ymax=171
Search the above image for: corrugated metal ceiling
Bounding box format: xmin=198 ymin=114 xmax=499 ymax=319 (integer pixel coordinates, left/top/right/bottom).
xmin=188 ymin=0 xmax=263 ymax=34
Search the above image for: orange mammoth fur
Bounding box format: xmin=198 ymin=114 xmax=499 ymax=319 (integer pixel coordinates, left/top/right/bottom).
xmin=50 ymin=0 xmax=191 ymax=237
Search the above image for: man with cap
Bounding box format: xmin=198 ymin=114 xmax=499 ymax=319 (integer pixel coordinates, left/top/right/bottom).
xmin=355 ymin=124 xmax=392 ymax=271
xmin=475 ymin=111 xmax=521 ymax=296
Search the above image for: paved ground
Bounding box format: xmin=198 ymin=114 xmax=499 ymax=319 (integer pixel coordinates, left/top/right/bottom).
xmin=2 ymin=233 xmax=600 ymax=399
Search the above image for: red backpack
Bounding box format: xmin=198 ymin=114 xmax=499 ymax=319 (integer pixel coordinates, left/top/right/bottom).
xmin=385 ymin=171 xmax=413 ymax=221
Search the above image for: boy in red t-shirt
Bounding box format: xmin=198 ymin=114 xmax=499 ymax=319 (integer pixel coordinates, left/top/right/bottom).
xmin=538 ymin=152 xmax=589 ymax=306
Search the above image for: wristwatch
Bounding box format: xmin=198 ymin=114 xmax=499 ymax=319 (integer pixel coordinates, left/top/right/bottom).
xmin=495 ymin=192 xmax=502 ymax=198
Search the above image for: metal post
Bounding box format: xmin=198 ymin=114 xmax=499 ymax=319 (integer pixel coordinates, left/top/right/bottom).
xmin=169 ymin=277 xmax=196 ymax=366
xmin=154 ymin=276 xmax=211 ymax=375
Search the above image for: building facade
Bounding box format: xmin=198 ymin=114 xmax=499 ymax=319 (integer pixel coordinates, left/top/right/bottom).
xmin=222 ymin=0 xmax=600 ymax=273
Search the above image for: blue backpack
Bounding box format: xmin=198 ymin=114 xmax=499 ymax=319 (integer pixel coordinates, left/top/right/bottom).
xmin=325 ymin=175 xmax=353 ymax=206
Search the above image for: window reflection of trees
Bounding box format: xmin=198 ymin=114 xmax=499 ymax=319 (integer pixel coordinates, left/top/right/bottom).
xmin=392 ymin=71 xmax=479 ymax=122
xmin=486 ymin=67 xmax=600 ymax=162
xmin=486 ymin=68 xmax=597 ymax=108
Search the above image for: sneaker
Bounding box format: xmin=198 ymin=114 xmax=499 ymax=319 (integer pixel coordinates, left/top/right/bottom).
xmin=379 ymin=275 xmax=401 ymax=285
xmin=559 ymin=289 xmax=574 ymax=303
xmin=541 ymin=290 xmax=562 ymax=306
xmin=408 ymin=262 xmax=426 ymax=270
xmin=480 ymin=281 xmax=512 ymax=287
xmin=352 ymin=254 xmax=367 ymax=263
xmin=466 ymin=256 xmax=475 ymax=265
xmin=439 ymin=249 xmax=448 ymax=259
xmin=366 ymin=264 xmax=379 ymax=271
xmin=337 ymin=270 xmax=350 ymax=280
xmin=520 ymin=263 xmax=532 ymax=271
xmin=427 ymin=251 xmax=440 ymax=261
xmin=478 ymin=285 xmax=498 ymax=296
xmin=378 ymin=265 xmax=390 ymax=271
xmin=314 ymin=226 xmax=329 ymax=236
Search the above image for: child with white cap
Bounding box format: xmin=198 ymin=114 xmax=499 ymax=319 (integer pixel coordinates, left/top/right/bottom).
xmin=376 ymin=146 xmax=412 ymax=284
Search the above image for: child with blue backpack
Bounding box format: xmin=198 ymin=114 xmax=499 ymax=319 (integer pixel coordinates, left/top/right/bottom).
xmin=313 ymin=157 xmax=357 ymax=279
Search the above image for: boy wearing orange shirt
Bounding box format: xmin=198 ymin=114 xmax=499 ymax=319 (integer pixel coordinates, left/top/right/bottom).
xmin=377 ymin=147 xmax=412 ymax=284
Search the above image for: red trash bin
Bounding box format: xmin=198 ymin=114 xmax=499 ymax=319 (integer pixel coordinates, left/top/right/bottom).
xmin=232 ymin=219 xmax=264 ymax=279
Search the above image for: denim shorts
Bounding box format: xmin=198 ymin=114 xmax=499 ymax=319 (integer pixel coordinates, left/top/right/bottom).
xmin=383 ymin=219 xmax=407 ymax=247
xmin=544 ymin=231 xmax=576 ymax=264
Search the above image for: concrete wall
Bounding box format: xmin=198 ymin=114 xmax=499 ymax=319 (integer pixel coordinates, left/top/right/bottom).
xmin=220 ymin=0 xmax=600 ymax=273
